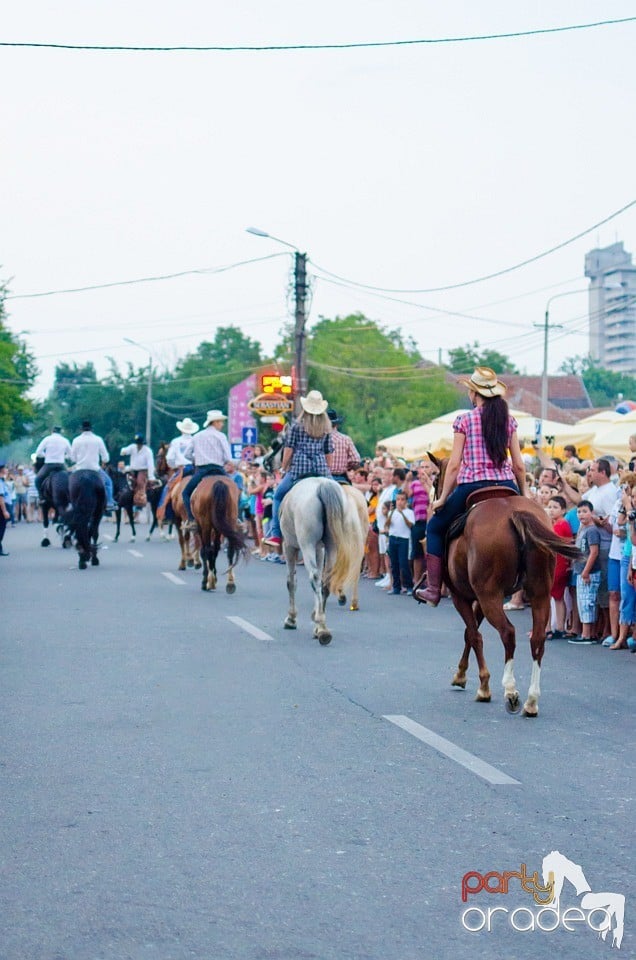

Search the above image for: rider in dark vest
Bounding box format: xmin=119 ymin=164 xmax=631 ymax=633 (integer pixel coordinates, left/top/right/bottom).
xmin=414 ymin=367 xmax=526 ymax=607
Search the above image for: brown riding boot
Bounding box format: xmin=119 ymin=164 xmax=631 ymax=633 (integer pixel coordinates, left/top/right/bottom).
xmin=414 ymin=554 xmax=443 ymax=606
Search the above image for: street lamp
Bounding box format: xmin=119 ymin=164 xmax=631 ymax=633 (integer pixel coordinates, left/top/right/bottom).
xmin=246 ymin=227 xmax=308 ymax=412
xmin=123 ymin=337 xmax=153 ymax=447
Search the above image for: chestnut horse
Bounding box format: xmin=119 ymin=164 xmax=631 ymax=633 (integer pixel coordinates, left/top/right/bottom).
xmin=191 ymin=476 xmax=247 ymax=592
xmin=169 ymin=476 xmax=201 ymax=571
xmin=427 ymin=455 xmax=580 ymax=717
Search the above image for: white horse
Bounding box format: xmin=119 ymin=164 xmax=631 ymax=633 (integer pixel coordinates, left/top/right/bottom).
xmin=279 ymin=478 xmax=366 ymax=644
xmin=542 ymin=850 xmax=625 ymax=950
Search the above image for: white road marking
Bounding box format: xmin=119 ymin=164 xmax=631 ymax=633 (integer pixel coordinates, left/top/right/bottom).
xmin=102 ymin=533 xmax=114 ymax=541
xmin=128 ymin=549 xmax=143 ymax=558
xmin=226 ymin=616 xmax=274 ymax=641
xmin=383 ymin=715 xmax=521 ymax=786
xmin=161 ymin=572 xmax=186 ymax=585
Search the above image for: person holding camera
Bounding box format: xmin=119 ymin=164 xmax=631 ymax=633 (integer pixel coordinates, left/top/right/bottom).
xmin=611 ymin=479 xmax=636 ymax=650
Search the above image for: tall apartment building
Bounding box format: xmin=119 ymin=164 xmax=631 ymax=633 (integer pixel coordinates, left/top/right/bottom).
xmin=585 ymin=241 xmax=636 ymax=373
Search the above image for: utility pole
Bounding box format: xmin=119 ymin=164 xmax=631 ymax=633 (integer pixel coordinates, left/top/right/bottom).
xmin=294 ymin=251 xmax=308 ymax=414
xmin=145 ymin=359 xmax=153 ymax=448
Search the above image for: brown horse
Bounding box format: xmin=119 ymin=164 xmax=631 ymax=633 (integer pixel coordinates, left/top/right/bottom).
xmin=427 ymin=455 xmax=581 ymax=717
xmin=191 ymin=476 xmax=247 ymax=592
xmin=169 ymin=476 xmax=201 ymax=571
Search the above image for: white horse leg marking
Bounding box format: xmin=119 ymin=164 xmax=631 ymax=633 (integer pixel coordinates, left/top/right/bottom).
xmin=502 ymin=658 xmax=516 ymax=697
xmin=523 ymin=661 xmax=541 ymax=716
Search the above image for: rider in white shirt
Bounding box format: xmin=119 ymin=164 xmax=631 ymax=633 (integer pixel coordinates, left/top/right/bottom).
xmin=71 ymin=421 xmax=110 ymax=471
xmin=34 ymin=426 xmax=72 ymax=498
xmin=157 ymin=418 xmax=199 ymax=520
xmin=182 ymin=410 xmax=232 ymax=527
xmin=120 ymin=435 xmax=156 ymax=480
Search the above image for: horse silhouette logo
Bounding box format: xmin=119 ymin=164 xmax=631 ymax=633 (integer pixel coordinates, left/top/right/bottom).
xmin=542 ymin=851 xmax=625 ymax=950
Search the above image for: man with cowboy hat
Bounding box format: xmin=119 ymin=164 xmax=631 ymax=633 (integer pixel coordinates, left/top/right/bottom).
xmin=120 ymin=433 xmax=156 ymax=508
xmin=182 ymin=409 xmax=232 ymax=529
xmin=327 ymin=408 xmax=360 ymax=484
xmin=155 ymin=417 xmax=200 ymax=523
xmin=263 ymin=389 xmax=334 ymax=547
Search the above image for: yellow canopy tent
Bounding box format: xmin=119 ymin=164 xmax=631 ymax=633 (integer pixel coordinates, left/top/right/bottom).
xmin=379 ymin=409 xmax=586 ymax=462
xmin=589 ymin=409 xmax=636 ymax=461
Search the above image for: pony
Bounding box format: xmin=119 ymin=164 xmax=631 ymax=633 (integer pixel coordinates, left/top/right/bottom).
xmin=67 ymin=470 xmax=105 ymax=569
xmin=38 ymin=467 xmax=72 ymax=548
xmin=425 ymin=454 xmax=581 ymax=717
xmin=191 ymin=476 xmax=248 ymax=592
xmin=279 ymin=477 xmax=366 ymax=644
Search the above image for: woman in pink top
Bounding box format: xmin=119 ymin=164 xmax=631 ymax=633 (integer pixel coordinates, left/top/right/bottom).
xmin=416 ymin=367 xmax=526 ymax=606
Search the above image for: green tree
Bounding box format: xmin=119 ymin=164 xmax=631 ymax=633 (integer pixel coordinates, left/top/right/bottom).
xmin=0 ymin=283 xmax=37 ymax=443
xmin=447 ymin=342 xmax=519 ymax=374
xmin=282 ymin=314 xmax=459 ymax=453
xmin=560 ymin=355 xmax=636 ymax=407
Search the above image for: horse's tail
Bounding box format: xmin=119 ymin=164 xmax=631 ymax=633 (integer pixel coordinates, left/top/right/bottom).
xmin=69 ymin=471 xmax=104 ymax=553
xmin=318 ymin=482 xmax=358 ymax=592
xmin=510 ymin=511 xmax=582 ymax=562
xmin=208 ymin=480 xmax=247 ymax=564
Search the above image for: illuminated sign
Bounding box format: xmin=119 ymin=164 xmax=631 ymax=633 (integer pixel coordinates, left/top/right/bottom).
xmin=248 ymin=392 xmax=294 ymax=415
xmin=259 ymin=373 xmax=293 ymax=395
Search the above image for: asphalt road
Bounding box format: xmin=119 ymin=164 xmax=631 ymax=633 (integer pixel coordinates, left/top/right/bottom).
xmin=1 ymin=519 xmax=634 ymax=960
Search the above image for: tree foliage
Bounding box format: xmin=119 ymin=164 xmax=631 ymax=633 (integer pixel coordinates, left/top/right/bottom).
xmin=447 ymin=342 xmax=519 ymax=374
xmin=287 ymin=314 xmax=459 ymax=453
xmin=560 ymin=354 xmax=636 ymax=407
xmin=0 ymin=284 xmax=37 ymax=444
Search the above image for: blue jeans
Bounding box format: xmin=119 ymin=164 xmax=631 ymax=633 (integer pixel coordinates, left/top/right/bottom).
xmin=388 ymin=535 xmax=413 ymax=591
xmin=268 ymin=472 xmax=295 ymax=538
xmin=183 ymin=464 xmax=226 ymax=521
xmin=426 ymin=479 xmax=519 ymax=557
xmin=619 ymin=555 xmax=636 ymax=625
xmin=99 ymin=469 xmax=115 ymax=508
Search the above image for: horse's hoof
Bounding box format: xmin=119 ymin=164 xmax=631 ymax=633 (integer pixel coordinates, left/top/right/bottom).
xmin=178 ymin=564 xmax=186 ymax=571
xmin=62 ymin=537 xmax=72 ymax=549
xmin=91 ymin=557 xmax=99 ymax=566
xmin=194 ymin=562 xmax=202 ymax=570
xmin=145 ymin=535 xmax=151 ymax=542
xmin=187 ymin=560 xmax=194 ymax=568
xmin=284 ymin=619 xmax=297 ymax=630
xmin=521 ymin=706 xmax=538 ymax=718
xmin=451 ymin=678 xmax=467 ymax=689
xmin=318 ymin=632 xmax=332 ymax=646
xmin=475 ymin=692 xmax=491 ymax=703
xmin=79 ymin=559 xmax=87 ymax=570
xmin=41 ymin=538 xmax=50 ymax=547
xmin=337 ymin=594 xmax=347 ymax=607
xmin=505 ymin=693 xmax=521 ymax=714
xmin=226 ymin=582 xmax=236 ymax=595
xmin=201 ymin=583 xmax=208 ymax=591
xmin=349 ymin=603 xmax=359 ymax=611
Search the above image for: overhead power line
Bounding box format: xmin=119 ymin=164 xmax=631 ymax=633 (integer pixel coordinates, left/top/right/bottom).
xmin=310 ymin=198 xmax=636 ymax=294
xmin=1 ymin=17 xmax=634 ymax=52
xmin=5 ymin=253 xmax=287 ymax=300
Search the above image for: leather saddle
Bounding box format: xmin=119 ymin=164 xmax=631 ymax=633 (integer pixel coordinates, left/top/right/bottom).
xmin=448 ymin=486 xmax=519 ymax=542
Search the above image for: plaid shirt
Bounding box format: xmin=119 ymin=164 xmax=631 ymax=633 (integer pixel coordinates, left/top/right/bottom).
xmin=330 ymin=430 xmax=360 ymax=475
xmin=285 ymin=421 xmax=334 ymax=480
xmin=454 ymin=407 xmax=517 ymax=483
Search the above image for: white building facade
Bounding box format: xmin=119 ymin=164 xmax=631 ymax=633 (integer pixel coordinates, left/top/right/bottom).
xmin=585 ymin=242 xmax=636 ymax=374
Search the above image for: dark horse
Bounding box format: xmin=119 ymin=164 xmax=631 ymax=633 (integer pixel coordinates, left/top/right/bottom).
xmin=191 ymin=476 xmax=247 ymax=592
xmin=427 ymin=454 xmax=581 ymax=717
xmin=67 ymin=470 xmax=106 ymax=569
xmin=38 ymin=465 xmax=72 ymax=548
xmin=107 ymin=467 xmax=164 ymax=542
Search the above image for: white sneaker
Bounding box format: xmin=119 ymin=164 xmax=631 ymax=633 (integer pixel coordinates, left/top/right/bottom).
xmin=375 ymin=575 xmax=390 ymax=588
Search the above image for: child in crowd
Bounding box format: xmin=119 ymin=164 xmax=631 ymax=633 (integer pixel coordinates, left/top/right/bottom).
xmin=569 ymin=500 xmax=602 ymax=644
xmin=546 ymin=495 xmax=573 ymax=638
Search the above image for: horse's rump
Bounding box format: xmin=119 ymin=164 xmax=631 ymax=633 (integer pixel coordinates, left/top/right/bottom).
xmin=192 ymin=476 xmax=247 ymax=562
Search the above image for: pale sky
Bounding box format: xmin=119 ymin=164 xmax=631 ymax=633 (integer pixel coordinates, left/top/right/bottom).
xmin=3 ymin=1 xmax=636 ymax=399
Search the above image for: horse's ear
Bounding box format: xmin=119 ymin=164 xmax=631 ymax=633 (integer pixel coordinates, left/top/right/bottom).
xmin=428 ymin=453 xmax=441 ymax=469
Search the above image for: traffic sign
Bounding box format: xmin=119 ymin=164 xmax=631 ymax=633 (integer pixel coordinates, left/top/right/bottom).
xmin=242 ymin=426 xmax=258 ymax=445
xmin=230 ymin=443 xmax=243 ymax=460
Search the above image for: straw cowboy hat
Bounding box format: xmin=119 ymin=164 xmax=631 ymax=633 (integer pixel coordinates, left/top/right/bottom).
xmin=176 ymin=417 xmax=199 ymax=435
xmin=203 ymin=409 xmax=228 ymax=427
xmin=458 ymin=366 xmax=507 ymax=398
xmin=300 ymin=390 xmax=328 ymax=415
